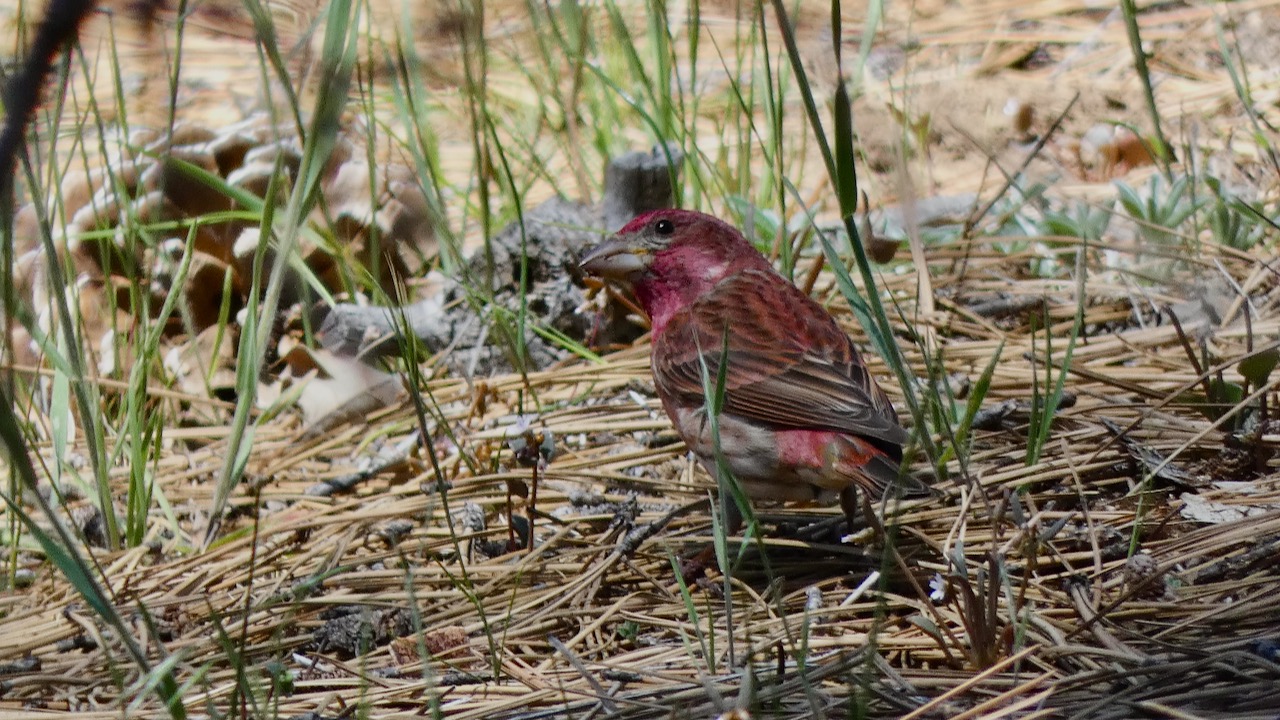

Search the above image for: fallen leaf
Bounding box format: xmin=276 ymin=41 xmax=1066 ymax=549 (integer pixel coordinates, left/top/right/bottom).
xmin=284 ymin=347 xmax=404 ymax=439
xmin=1179 ymin=492 xmax=1277 ymax=524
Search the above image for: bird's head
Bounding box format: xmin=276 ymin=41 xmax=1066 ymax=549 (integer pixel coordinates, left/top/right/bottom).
xmin=579 ymin=208 xmax=774 ymax=332
xmin=581 ymin=208 xmax=768 ymax=288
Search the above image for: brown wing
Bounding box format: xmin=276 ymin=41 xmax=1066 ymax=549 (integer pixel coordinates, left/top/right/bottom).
xmin=652 ymin=270 xmax=908 ymax=450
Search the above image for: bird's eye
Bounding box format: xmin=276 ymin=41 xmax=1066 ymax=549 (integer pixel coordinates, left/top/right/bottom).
xmin=654 ymin=218 xmax=675 ymax=236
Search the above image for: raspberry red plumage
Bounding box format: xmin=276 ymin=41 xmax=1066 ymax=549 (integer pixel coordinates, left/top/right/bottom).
xmin=581 ymin=209 xmax=925 ymax=528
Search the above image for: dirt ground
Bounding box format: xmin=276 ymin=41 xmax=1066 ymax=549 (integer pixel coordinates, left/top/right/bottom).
xmin=10 ymin=0 xmax=1277 ymax=216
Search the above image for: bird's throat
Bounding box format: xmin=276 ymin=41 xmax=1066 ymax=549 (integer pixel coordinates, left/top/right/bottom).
xmin=634 ymin=275 xmax=699 ymax=336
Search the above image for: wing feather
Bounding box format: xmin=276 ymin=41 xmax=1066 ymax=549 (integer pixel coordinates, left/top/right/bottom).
xmin=652 ymin=270 xmax=909 ymax=451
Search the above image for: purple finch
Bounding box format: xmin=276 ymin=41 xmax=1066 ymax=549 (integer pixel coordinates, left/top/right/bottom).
xmin=581 ymin=209 xmax=926 ymax=532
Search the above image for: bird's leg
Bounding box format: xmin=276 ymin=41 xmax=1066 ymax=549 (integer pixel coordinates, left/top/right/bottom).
xmin=678 ymin=491 xmax=759 ymax=584
xmin=839 ymin=487 xmax=860 ymax=535
xmin=721 ymin=492 xmax=745 ymax=538
xmin=839 ymin=487 xmax=883 ymax=543
xmin=861 ymin=493 xmax=881 ymax=532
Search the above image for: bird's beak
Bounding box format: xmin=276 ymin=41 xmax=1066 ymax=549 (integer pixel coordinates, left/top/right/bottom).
xmin=579 ymin=235 xmax=650 ymax=281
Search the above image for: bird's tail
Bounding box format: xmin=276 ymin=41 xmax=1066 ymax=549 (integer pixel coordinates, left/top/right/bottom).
xmin=842 ymin=437 xmax=934 ymax=500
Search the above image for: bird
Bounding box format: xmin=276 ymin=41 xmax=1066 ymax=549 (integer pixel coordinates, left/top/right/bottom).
xmin=579 ymin=208 xmax=927 ymax=535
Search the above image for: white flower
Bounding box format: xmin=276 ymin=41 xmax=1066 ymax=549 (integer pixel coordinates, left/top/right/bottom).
xmin=929 ymin=573 xmax=947 ymax=603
